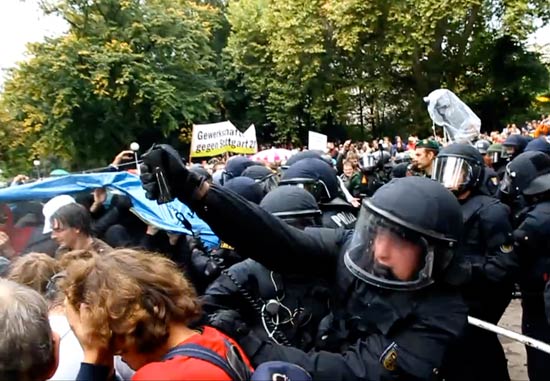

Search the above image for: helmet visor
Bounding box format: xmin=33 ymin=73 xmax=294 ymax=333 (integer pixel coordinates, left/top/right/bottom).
xmin=362 ymin=155 xmax=377 ymax=169
xmin=432 ymin=156 xmax=473 ymax=192
xmin=221 ymin=170 xmax=233 ymax=186
xmin=504 ymin=146 xmax=515 ymax=156
xmin=499 ymin=163 xmax=513 ymax=195
xmin=344 ymin=207 xmax=435 ymax=291
xmin=256 ymin=173 xmax=279 ymax=194
xmin=490 ymin=151 xmax=501 ymax=164
xmin=279 ymin=178 xmax=330 ymax=202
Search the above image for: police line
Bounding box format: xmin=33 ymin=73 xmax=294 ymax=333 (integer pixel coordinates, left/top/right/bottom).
xmin=468 ymin=316 xmax=550 ymax=354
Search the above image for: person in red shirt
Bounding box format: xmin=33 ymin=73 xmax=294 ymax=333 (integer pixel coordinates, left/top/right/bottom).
xmin=61 ymin=248 xmax=252 ymax=381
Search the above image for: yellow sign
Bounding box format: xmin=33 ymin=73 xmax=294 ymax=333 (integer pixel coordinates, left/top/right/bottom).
xmin=190 ymin=121 xmax=257 ymax=158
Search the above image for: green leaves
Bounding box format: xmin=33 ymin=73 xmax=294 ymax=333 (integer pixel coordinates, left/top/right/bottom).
xmin=225 ymin=0 xmax=550 ymax=141
xmin=0 ymin=0 xmax=221 ymax=171
xmin=1 ymin=0 xmax=548 ymax=173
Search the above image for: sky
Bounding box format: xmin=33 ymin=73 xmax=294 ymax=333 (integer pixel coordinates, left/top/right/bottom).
xmin=0 ymin=0 xmax=549 ymax=82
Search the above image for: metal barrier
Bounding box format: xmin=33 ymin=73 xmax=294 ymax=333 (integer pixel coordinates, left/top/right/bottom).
xmin=468 ymin=316 xmax=550 ymax=354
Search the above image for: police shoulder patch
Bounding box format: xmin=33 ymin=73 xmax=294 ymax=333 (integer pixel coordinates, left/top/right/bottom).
xmin=500 ymin=244 xmax=513 ymax=253
xmin=380 ymin=342 xmax=398 ymax=371
xmin=220 ymin=241 xmax=234 ymax=250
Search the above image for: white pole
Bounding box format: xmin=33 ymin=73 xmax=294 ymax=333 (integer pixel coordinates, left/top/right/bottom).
xmin=468 ymin=316 xmax=550 ymax=354
xmin=130 ymin=142 xmax=140 ymax=175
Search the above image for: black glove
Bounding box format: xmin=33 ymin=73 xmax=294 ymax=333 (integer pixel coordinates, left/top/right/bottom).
xmin=140 ymin=144 xmax=205 ymax=204
xmin=208 ymin=310 xmax=250 ymax=339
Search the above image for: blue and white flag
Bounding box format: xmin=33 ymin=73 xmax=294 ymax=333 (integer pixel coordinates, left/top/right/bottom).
xmin=0 ymin=172 xmax=219 ymax=249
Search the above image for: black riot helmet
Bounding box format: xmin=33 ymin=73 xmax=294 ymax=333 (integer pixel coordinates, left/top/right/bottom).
xmin=372 ymin=150 xmax=391 ymax=168
xmin=432 ymin=143 xmax=484 ymax=195
xmin=502 ymin=134 xmax=528 ymax=159
xmin=474 ymin=139 xmax=491 ymax=155
xmin=525 ymin=137 xmax=550 ymax=156
xmin=241 ymin=165 xmax=279 ymax=195
xmin=260 ymin=186 xmax=322 ymax=229
xmin=282 ymin=150 xmax=333 ymax=170
xmin=344 ymin=177 xmax=463 ymax=291
xmin=280 ymin=158 xmax=339 ymax=202
xmin=223 ymin=176 xmax=264 ymax=204
xmin=221 ymin=156 xmax=257 ymax=185
xmin=362 ymin=153 xmax=377 ymax=171
xmin=189 ymin=164 xmax=212 ymax=183
xmin=499 ymin=151 xmax=550 ymax=200
xmin=394 ymin=151 xmax=412 ymax=165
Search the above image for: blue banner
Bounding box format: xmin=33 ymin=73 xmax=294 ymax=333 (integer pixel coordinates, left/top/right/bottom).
xmin=0 ymin=172 xmax=219 ymax=249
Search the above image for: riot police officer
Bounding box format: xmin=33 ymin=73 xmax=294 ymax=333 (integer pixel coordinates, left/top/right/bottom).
xmin=474 ymin=139 xmax=491 ymax=156
xmin=220 ymin=155 xmax=258 ymax=185
xmin=499 ymin=151 xmax=550 ymax=381
xmin=357 ymin=152 xmax=390 ymax=197
xmin=475 ymin=139 xmax=499 ymax=196
xmin=432 ymin=143 xmax=518 ymax=381
xmin=487 ymin=143 xmax=506 ymax=179
xmin=188 ymin=176 xmax=264 ymax=293
xmin=241 ymin=165 xmax=279 ymax=195
xmin=502 ymin=134 xmax=528 ymax=162
xmin=139 ymin=144 xmax=468 ymax=381
xmin=202 ymin=186 xmax=330 ymax=351
xmin=280 ymin=158 xmax=357 ymax=229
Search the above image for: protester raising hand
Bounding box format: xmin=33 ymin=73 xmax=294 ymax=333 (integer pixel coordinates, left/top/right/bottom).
xmin=111 ymin=150 xmax=135 ymax=168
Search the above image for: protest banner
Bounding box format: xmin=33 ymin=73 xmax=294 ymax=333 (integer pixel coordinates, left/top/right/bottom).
xmin=190 ymin=121 xmax=257 ymax=157
xmin=308 ymin=131 xmax=328 ymax=152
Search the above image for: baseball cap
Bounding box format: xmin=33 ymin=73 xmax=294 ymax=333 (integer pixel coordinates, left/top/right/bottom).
xmin=42 ymin=195 xmax=76 ymax=234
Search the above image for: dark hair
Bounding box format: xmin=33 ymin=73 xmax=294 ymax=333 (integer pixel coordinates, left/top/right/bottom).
xmin=50 ymin=203 xmax=92 ymax=236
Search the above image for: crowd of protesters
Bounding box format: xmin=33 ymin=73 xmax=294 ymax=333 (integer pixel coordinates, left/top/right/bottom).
xmin=1 ymin=113 xmax=550 ymax=380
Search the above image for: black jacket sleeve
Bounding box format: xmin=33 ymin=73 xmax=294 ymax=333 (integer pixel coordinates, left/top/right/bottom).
xmin=76 ymin=363 xmax=118 ymax=381
xmin=194 ymin=185 xmax=345 ymax=277
xmin=472 ymin=201 xmax=518 ymax=285
xmin=92 ymin=207 xmax=121 ymax=237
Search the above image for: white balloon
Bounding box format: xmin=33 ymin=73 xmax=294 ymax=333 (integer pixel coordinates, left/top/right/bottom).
xmin=130 ymin=142 xmax=140 ymax=151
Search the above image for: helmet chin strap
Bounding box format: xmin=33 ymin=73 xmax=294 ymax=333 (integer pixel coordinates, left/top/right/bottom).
xmin=372 ymin=261 xmax=399 ymax=281
xmin=456 ymin=188 xmax=471 ymax=200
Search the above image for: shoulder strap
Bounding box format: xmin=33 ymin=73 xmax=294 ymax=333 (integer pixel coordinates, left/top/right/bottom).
xmin=163 ymin=343 xmax=243 ymax=381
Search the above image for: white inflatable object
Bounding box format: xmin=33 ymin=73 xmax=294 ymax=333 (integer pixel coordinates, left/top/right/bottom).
xmin=424 ymin=89 xmax=481 ymax=143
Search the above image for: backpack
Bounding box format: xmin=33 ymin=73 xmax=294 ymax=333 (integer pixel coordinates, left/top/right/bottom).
xmin=162 ymin=338 xmax=312 ymax=381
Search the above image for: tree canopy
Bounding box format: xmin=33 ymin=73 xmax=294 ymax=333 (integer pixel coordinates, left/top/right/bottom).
xmin=0 ymin=0 xmax=221 ymax=171
xmin=0 ymin=0 xmax=549 ymax=173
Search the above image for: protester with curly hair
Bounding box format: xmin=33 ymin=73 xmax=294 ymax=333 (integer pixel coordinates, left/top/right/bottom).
xmin=62 ymin=248 xmax=252 ymax=381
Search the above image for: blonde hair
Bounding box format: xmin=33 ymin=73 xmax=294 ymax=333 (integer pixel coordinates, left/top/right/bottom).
xmin=7 ymin=253 xmax=60 ymax=295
